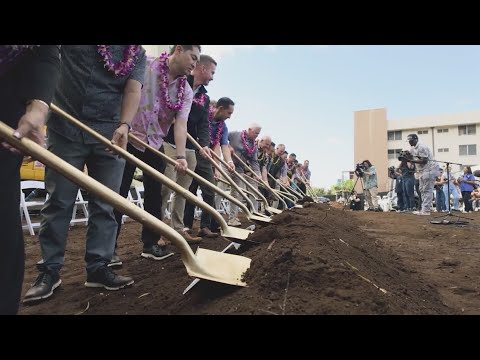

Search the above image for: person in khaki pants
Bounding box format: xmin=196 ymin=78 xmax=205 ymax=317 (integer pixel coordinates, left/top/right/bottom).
xmin=362 ymin=160 xmax=380 ymax=212
xmin=161 ymin=55 xmax=217 ymax=242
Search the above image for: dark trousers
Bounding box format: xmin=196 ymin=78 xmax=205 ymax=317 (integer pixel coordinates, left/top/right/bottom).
xmin=298 ymin=183 xmax=307 ymax=196
xmin=0 ymin=150 xmax=24 ymax=315
xmin=184 ymin=154 xmax=217 ymax=231
xmin=462 ymin=191 xmax=473 ymax=212
xmin=402 ymin=176 xmax=415 ymax=210
xmin=396 ymin=191 xmax=405 ymax=210
xmin=114 ymin=143 xmax=165 ymax=248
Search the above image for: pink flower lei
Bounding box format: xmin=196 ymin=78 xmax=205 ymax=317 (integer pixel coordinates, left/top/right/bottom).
xmin=151 ymin=52 xmax=187 ymax=112
xmin=192 ymin=93 xmax=207 ymax=107
xmin=208 ymin=105 xmax=224 ymax=148
xmin=97 ymin=45 xmax=140 ymax=77
xmin=241 ymin=130 xmax=257 ymax=156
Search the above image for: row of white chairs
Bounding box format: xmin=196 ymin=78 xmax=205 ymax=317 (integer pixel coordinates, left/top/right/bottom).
xmin=20 ymin=181 xmax=145 ymax=236
xmin=21 ymin=179 xmax=235 ymax=235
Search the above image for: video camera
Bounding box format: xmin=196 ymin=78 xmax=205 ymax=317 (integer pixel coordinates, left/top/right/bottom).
xmin=355 ymin=163 xmax=366 ymax=177
xmin=398 ymin=150 xmax=413 ymax=161
xmin=388 ymin=166 xmax=396 ymax=179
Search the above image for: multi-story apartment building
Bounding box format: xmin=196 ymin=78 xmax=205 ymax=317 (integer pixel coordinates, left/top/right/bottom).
xmin=354 ymin=108 xmax=480 ymax=192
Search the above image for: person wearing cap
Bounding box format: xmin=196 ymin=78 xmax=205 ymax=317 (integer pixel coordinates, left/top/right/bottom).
xmin=407 ymin=133 xmax=438 ymax=215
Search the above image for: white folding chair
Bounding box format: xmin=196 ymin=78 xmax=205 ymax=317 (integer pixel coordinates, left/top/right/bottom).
xmin=122 ymin=189 xmax=136 ymax=223
xmin=164 ymin=192 xmax=174 ymax=220
xmin=70 ymin=189 xmax=89 ymax=226
xmin=133 ymin=185 xmax=144 ymax=209
xmin=20 ymin=181 xmax=47 ymax=236
xmin=193 ymin=189 xmax=204 ymax=220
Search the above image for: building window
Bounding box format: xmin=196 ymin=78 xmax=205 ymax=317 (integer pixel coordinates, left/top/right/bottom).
xmin=459 ymin=144 xmax=477 ymax=156
xmin=387 ymin=131 xmax=402 ymax=141
xmin=417 ymin=130 xmax=428 ymax=135
xmin=388 ymin=148 xmax=402 ymax=159
xmin=458 ymin=125 xmax=476 ymax=135
xmin=437 ymin=128 xmax=448 ymax=133
xmin=438 ymin=148 xmax=449 ymax=153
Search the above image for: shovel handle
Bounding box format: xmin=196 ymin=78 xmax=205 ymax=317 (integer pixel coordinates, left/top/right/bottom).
xmin=0 ymin=121 xmax=198 ymax=267
xmin=186 ymin=133 xmax=256 ymax=212
xmin=49 ymin=103 xmax=229 ymax=232
xmin=207 ymin=144 xmax=270 ymax=207
xmin=127 ymin=133 xmax=251 ymax=216
xmin=232 ymin=152 xmax=286 ymax=205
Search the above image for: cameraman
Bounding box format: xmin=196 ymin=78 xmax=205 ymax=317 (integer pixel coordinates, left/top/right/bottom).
xmin=389 ymin=167 xmax=405 ymax=211
xmin=349 ymin=191 xmax=362 ymax=211
xmin=397 ymin=151 xmax=415 ymax=212
xmin=361 ymin=160 xmax=379 ymax=211
xmin=407 ymin=134 xmax=439 ymax=215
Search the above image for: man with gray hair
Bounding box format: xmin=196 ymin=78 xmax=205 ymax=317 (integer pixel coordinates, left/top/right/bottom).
xmin=227 ymin=123 xmax=262 ymax=226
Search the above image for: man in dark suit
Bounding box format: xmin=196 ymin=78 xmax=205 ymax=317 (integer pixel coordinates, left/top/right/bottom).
xmin=0 ymin=45 xmax=61 ymax=314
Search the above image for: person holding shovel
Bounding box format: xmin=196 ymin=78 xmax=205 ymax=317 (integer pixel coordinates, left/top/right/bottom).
xmin=228 ymin=124 xmax=262 ymax=225
xmin=113 ymin=45 xmax=200 ymax=261
xmin=24 ymin=45 xmax=145 ymax=305
xmin=0 ymin=45 xmax=61 ymax=314
xmin=161 ymin=54 xmax=217 ymax=242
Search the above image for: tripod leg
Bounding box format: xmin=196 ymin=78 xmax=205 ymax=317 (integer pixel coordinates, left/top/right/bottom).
xmin=342 ymin=176 xmax=361 ymax=211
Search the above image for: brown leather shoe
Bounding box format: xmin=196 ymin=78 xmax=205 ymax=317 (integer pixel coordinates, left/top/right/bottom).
xmin=182 ymin=231 xmax=202 ymax=243
xmin=197 ymin=227 xmax=219 ymax=238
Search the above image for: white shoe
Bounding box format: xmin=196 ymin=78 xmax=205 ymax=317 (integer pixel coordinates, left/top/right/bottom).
xmin=415 ymin=211 xmax=431 ymax=216
xmin=227 ymin=218 xmax=242 ymax=227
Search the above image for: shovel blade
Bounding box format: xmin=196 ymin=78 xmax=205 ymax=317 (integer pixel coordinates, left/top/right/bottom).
xmin=186 ymin=248 xmax=251 ymax=287
xmin=248 ymin=213 xmax=272 ymax=223
xmin=221 ymin=226 xmax=253 ymax=240
xmin=267 ymin=206 xmax=282 ymax=214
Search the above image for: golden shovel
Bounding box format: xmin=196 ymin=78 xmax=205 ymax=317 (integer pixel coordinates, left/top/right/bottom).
xmin=49 ymin=104 xmax=253 ymax=242
xmin=232 ymin=152 xmax=288 ymax=212
xmin=207 ymin=145 xmax=282 ymax=215
xmin=127 ymin=133 xmax=271 ymax=225
xmin=267 ymin=173 xmax=304 ymax=209
xmin=0 ymin=121 xmax=250 ymax=287
xmin=242 ymin=173 xmax=289 ymax=209
xmin=186 ymin=133 xmax=268 ymax=219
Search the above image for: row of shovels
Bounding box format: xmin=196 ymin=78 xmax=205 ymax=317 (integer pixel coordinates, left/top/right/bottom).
xmin=0 ymin=104 xmax=313 ymax=289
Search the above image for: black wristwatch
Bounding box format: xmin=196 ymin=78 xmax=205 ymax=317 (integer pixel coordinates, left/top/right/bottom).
xmin=176 ymin=155 xmax=186 ymax=160
xmin=117 ymin=121 xmax=131 ymax=131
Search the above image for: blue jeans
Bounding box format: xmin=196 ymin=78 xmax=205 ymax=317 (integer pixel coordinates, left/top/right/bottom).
xmin=443 ymin=184 xmax=460 ymax=210
xmin=402 ymin=176 xmax=415 ymax=210
xmin=436 ymin=188 xmax=446 ymax=211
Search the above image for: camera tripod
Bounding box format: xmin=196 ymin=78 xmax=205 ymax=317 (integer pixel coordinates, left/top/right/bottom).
xmin=429 ymin=160 xmax=472 ymax=225
xmin=342 ymin=173 xmax=365 ymax=212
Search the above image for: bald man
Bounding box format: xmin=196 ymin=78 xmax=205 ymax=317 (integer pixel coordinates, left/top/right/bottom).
xmin=227 ymin=123 xmax=262 ymax=226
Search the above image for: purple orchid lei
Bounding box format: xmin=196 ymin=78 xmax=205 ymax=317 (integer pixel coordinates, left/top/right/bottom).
xmin=152 ymin=52 xmax=187 ymax=112
xmin=241 ymin=130 xmax=257 ymax=156
xmin=208 ymin=105 xmax=224 ymax=149
xmin=192 ymin=93 xmax=207 ymax=107
xmin=97 ymin=45 xmax=140 ymax=77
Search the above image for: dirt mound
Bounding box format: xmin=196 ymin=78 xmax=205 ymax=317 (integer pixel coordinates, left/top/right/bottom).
xmin=20 ymin=203 xmax=453 ymax=315
xmin=168 ymin=203 xmax=450 ymax=314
